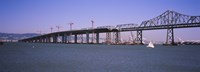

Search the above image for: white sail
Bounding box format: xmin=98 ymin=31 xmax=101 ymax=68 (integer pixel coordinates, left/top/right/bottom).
xmin=147 ymin=41 xmax=155 ymax=48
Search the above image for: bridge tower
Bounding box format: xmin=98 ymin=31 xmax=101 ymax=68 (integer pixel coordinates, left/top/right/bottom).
xmin=114 ymin=31 xmax=121 ymax=44
xmin=136 ymin=30 xmax=143 ymax=44
xmin=106 ymin=32 xmax=112 ymax=44
xmin=165 ymin=28 xmax=175 ymax=45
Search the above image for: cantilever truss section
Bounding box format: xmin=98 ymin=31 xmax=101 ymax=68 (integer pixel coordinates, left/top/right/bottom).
xmin=97 ymin=26 xmax=115 ymax=30
xmin=140 ymin=10 xmax=200 ymax=27
xmin=116 ymin=23 xmax=138 ymax=30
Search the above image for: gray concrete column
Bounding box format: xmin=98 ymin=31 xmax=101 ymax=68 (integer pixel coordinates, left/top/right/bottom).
xmin=62 ymin=35 xmax=65 ymax=43
xmin=74 ymin=34 xmax=78 ymax=43
xmin=39 ymin=37 xmax=42 ymax=43
xmin=63 ymin=33 xmax=67 ymax=43
xmin=81 ymin=34 xmax=83 ymax=43
xmin=96 ymin=33 xmax=99 ymax=44
xmin=53 ymin=35 xmax=57 ymax=43
xmin=86 ymin=32 xmax=90 ymax=43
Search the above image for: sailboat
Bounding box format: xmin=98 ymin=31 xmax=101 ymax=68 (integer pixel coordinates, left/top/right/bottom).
xmin=147 ymin=41 xmax=155 ymax=48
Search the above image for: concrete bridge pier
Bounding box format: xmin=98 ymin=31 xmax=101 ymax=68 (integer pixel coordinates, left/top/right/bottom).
xmin=96 ymin=33 xmax=99 ymax=44
xmin=39 ymin=37 xmax=42 ymax=43
xmin=74 ymin=34 xmax=78 ymax=43
xmin=43 ymin=37 xmax=46 ymax=43
xmin=42 ymin=37 xmax=46 ymax=43
xmin=68 ymin=33 xmax=73 ymax=43
xmin=41 ymin=38 xmax=45 ymax=43
xmin=53 ymin=35 xmax=58 ymax=43
xmin=61 ymin=35 xmax=64 ymax=43
xmin=80 ymin=34 xmax=84 ymax=43
xmin=47 ymin=36 xmax=51 ymax=43
xmin=86 ymin=32 xmax=90 ymax=43
xmin=62 ymin=33 xmax=67 ymax=43
xmin=45 ymin=37 xmax=48 ymax=43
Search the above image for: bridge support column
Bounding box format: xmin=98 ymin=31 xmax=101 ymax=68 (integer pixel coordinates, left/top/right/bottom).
xmin=42 ymin=38 xmax=45 ymax=43
xmin=53 ymin=35 xmax=57 ymax=43
xmin=86 ymin=32 xmax=90 ymax=43
xmin=80 ymin=34 xmax=83 ymax=43
xmin=136 ymin=30 xmax=143 ymax=45
xmin=114 ymin=31 xmax=121 ymax=44
xmin=165 ymin=28 xmax=175 ymax=45
xmin=45 ymin=37 xmax=47 ymax=43
xmin=45 ymin=37 xmax=48 ymax=43
xmin=67 ymin=35 xmax=70 ymax=43
xmin=48 ymin=36 xmax=51 ymax=43
xmin=96 ymin=33 xmax=99 ymax=44
xmin=68 ymin=33 xmax=72 ymax=43
xmin=61 ymin=35 xmax=65 ymax=43
xmin=42 ymin=37 xmax=45 ymax=43
xmin=62 ymin=33 xmax=67 ymax=43
xmin=45 ymin=38 xmax=47 ymax=43
xmin=106 ymin=32 xmax=112 ymax=44
xmin=39 ymin=37 xmax=42 ymax=43
xmin=74 ymin=34 xmax=78 ymax=43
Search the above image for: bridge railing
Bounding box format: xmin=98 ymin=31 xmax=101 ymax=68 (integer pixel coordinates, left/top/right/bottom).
xmin=97 ymin=26 xmax=115 ymax=30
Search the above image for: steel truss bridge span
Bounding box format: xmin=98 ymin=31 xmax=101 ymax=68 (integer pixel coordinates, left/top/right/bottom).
xmin=20 ymin=10 xmax=200 ymax=45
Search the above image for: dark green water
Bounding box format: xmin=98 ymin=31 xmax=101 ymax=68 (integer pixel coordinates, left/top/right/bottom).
xmin=0 ymin=42 xmax=200 ymax=72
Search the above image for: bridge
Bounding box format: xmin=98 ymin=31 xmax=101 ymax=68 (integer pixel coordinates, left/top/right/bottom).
xmin=19 ymin=10 xmax=200 ymax=45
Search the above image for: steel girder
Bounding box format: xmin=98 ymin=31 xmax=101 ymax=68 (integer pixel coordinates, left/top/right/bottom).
xmin=136 ymin=30 xmax=143 ymax=44
xmin=114 ymin=31 xmax=121 ymax=44
xmin=116 ymin=23 xmax=138 ymax=30
xmin=140 ymin=10 xmax=200 ymax=27
xmin=106 ymin=32 xmax=112 ymax=44
xmin=166 ymin=28 xmax=174 ymax=45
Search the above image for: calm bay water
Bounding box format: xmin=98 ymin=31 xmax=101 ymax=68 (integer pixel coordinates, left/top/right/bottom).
xmin=0 ymin=42 xmax=200 ymax=72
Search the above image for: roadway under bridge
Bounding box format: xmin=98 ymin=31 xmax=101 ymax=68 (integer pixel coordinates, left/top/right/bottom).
xmin=19 ymin=10 xmax=200 ymax=45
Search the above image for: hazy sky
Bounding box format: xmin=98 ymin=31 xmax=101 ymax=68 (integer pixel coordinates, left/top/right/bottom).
xmin=0 ymin=0 xmax=200 ymax=41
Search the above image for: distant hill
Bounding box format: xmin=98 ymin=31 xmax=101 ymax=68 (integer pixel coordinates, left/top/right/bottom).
xmin=0 ymin=32 xmax=40 ymax=42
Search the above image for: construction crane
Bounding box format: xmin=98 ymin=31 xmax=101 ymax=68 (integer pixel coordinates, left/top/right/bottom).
xmin=91 ymin=20 xmax=94 ymax=43
xmin=56 ymin=26 xmax=61 ymax=32
xmin=68 ymin=23 xmax=74 ymax=30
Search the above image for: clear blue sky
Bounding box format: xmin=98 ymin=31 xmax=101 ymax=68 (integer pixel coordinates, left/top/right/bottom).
xmin=0 ymin=0 xmax=200 ymax=41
